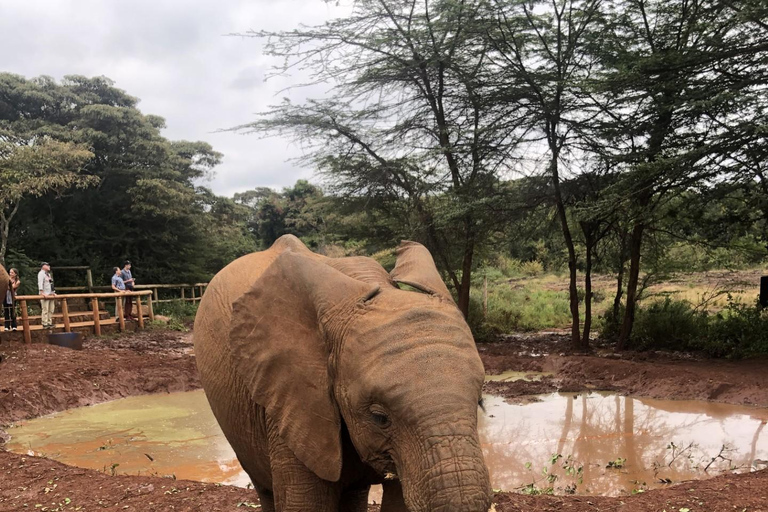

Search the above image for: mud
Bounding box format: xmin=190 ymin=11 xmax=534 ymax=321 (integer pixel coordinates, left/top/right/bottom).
xmin=0 ymin=331 xmax=767 ymax=511
xmin=0 ymin=330 xmax=200 ymax=441
xmin=479 ymin=339 xmax=768 ymax=406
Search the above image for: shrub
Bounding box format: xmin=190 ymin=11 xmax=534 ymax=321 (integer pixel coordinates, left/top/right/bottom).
xmin=156 ymin=299 xmax=199 ymax=320
xmin=599 ymin=296 xmax=768 ymax=357
xmin=703 ymin=298 xmax=768 ymax=357
xmin=520 ymin=260 xmax=544 ymax=277
xmin=630 ymin=298 xmax=707 ymax=351
xmin=494 ymin=255 xmax=523 ymax=278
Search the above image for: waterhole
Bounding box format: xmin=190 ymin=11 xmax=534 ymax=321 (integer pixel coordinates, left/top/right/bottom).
xmin=7 ymin=390 xmax=767 ymax=496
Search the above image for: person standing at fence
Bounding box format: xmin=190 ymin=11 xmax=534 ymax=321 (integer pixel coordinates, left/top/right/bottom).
xmin=3 ymin=268 xmax=20 ymax=331
xmin=121 ymin=261 xmax=136 ymax=321
xmin=37 ymin=262 xmax=56 ymax=329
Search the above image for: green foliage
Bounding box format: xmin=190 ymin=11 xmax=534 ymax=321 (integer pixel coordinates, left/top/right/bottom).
xmin=0 ymin=73 xmax=254 ymax=284
xmin=154 ymin=300 xmax=199 ymax=331
xmin=155 ymin=300 xmax=199 ymax=320
xmin=601 ymin=297 xmax=768 ymax=358
xmin=468 ymin=278 xmax=572 ymax=338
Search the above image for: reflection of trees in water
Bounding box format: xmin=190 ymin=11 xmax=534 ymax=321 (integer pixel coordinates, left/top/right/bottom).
xmin=479 ymin=393 xmax=768 ymax=496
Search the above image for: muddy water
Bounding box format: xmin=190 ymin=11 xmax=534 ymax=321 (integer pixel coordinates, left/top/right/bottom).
xmin=7 ymin=390 xmax=768 ymax=497
xmin=6 ymin=391 xmax=250 ymax=487
xmin=481 ymin=393 xmax=768 ymax=495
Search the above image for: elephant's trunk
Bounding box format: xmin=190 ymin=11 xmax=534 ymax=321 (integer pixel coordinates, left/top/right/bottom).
xmin=398 ymin=432 xmax=492 ymax=512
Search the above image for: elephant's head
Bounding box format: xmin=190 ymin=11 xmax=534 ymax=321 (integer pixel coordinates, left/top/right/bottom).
xmin=229 ymin=239 xmax=491 ymax=512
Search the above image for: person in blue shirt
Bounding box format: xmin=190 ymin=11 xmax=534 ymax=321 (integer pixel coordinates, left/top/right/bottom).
xmin=111 ymin=267 xmax=127 ymax=320
xmin=111 ymin=267 xmax=126 ymax=292
xmin=120 ymin=261 xmax=136 ymax=321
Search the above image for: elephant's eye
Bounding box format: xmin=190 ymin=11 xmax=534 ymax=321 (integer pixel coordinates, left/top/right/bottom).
xmin=370 ymin=408 xmax=391 ymax=428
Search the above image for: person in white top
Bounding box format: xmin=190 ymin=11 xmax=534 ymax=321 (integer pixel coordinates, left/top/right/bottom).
xmin=37 ymin=262 xmax=56 ymax=329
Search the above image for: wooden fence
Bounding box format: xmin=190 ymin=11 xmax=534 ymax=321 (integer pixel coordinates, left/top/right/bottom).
xmin=55 ymin=283 xmax=208 ymax=303
xmin=10 ymin=290 xmax=154 ymax=343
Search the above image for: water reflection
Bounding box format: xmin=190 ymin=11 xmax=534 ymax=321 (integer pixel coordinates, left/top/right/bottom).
xmin=480 ymin=392 xmax=768 ymax=495
xmin=6 ymin=390 xmax=768 ymax=497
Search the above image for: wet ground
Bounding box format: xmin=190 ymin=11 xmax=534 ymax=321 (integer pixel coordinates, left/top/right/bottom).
xmin=1 ymin=330 xmax=768 ymax=511
xmin=7 ymin=388 xmax=767 ymax=498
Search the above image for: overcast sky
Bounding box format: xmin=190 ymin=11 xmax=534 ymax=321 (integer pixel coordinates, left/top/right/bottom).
xmin=0 ymin=0 xmax=350 ymax=197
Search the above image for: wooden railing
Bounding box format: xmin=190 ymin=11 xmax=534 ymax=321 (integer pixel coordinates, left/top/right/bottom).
xmin=11 ymin=290 xmax=154 ymax=343
xmin=55 ymin=283 xmax=208 ymax=303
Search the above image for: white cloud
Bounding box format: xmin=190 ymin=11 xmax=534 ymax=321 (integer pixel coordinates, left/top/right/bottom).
xmin=0 ymin=0 xmax=349 ymax=196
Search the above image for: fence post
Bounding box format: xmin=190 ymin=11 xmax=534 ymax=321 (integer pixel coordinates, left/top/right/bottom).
xmin=61 ymin=299 xmax=71 ymax=333
xmin=190 ymin=286 xmax=195 ymax=302
xmin=116 ymin=295 xmax=125 ymax=331
xmin=136 ymin=294 xmax=145 ymax=329
xmin=147 ymin=293 xmax=155 ymax=322
xmin=92 ymin=298 xmax=101 ymax=337
xmin=86 ymin=269 xmax=94 ymax=293
xmin=21 ymin=300 xmax=31 ymax=344
xmin=153 ymin=287 xmax=159 ymax=302
xmin=180 ymin=287 xmax=185 ymax=301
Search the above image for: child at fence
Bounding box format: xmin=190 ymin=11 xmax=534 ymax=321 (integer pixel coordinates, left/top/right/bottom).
xmin=3 ymin=268 xmax=20 ymax=331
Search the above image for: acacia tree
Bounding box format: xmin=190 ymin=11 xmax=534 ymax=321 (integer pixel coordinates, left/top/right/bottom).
xmin=0 ymin=135 xmax=96 ymax=265
xmin=592 ymin=0 xmax=768 ymax=348
xmin=240 ymin=0 xmax=529 ymax=318
xmin=484 ymin=0 xmax=606 ymax=349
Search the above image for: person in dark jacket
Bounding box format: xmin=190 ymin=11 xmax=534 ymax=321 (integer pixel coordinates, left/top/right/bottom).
xmin=3 ymin=268 xmax=20 ymax=331
xmin=120 ymin=261 xmax=136 ymax=320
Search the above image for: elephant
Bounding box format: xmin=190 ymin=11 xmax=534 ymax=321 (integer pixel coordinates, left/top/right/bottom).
xmin=0 ymin=264 xmax=8 ymax=309
xmin=194 ymin=235 xmax=491 ymax=512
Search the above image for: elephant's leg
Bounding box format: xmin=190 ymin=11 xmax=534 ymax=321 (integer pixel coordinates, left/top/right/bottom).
xmin=255 ymin=487 xmax=276 ymax=512
xmin=267 ymin=421 xmax=340 ymax=511
xmin=380 ymin=481 xmax=408 ymax=512
xmin=339 ymin=486 xmax=370 ymax=512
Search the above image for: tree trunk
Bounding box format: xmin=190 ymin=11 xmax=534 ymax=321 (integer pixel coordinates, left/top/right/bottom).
xmin=581 ymin=235 xmax=593 ymax=351
xmin=550 ymin=155 xmax=581 ymax=349
xmin=617 ymin=222 xmax=645 ymax=350
xmin=612 ymin=234 xmax=627 ymax=323
xmin=456 ymin=228 xmax=475 ymax=320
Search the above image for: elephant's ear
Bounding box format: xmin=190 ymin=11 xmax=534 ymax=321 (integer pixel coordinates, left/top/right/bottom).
xmin=229 ymin=251 xmax=378 ymax=482
xmin=390 ymin=241 xmax=454 ymax=303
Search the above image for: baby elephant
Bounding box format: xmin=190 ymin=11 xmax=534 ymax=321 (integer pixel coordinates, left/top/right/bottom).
xmin=194 ymin=235 xmax=491 ymax=512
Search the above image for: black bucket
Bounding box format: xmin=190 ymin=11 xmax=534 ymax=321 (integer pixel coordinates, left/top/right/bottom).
xmin=47 ymin=332 xmax=84 ymax=350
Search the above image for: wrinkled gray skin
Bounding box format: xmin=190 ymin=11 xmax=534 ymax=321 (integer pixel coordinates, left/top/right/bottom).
xmin=194 ymin=235 xmax=491 ymax=512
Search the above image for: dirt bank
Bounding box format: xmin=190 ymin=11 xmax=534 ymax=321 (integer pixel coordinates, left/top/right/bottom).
xmin=0 ymin=330 xmax=200 ymax=442
xmin=480 ymin=334 xmax=768 ymax=406
xmin=1 ymin=331 xmax=767 ymax=511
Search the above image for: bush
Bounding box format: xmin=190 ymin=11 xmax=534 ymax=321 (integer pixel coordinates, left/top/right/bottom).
xmin=599 ymin=296 xmax=768 ymax=358
xmin=630 ymin=298 xmax=707 ymax=351
xmin=156 ymin=300 xmax=199 ymax=320
xmin=704 ymin=298 xmax=768 ymax=357
xmin=520 ymin=260 xmax=544 ymax=277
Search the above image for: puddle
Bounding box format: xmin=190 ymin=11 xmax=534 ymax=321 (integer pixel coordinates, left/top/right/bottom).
xmin=6 ymin=391 xmax=249 ymax=487
xmin=7 ymin=390 xmax=768 ymax=497
xmin=484 ymin=371 xmax=552 ymax=382
xmin=480 ymin=393 xmax=768 ymax=495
